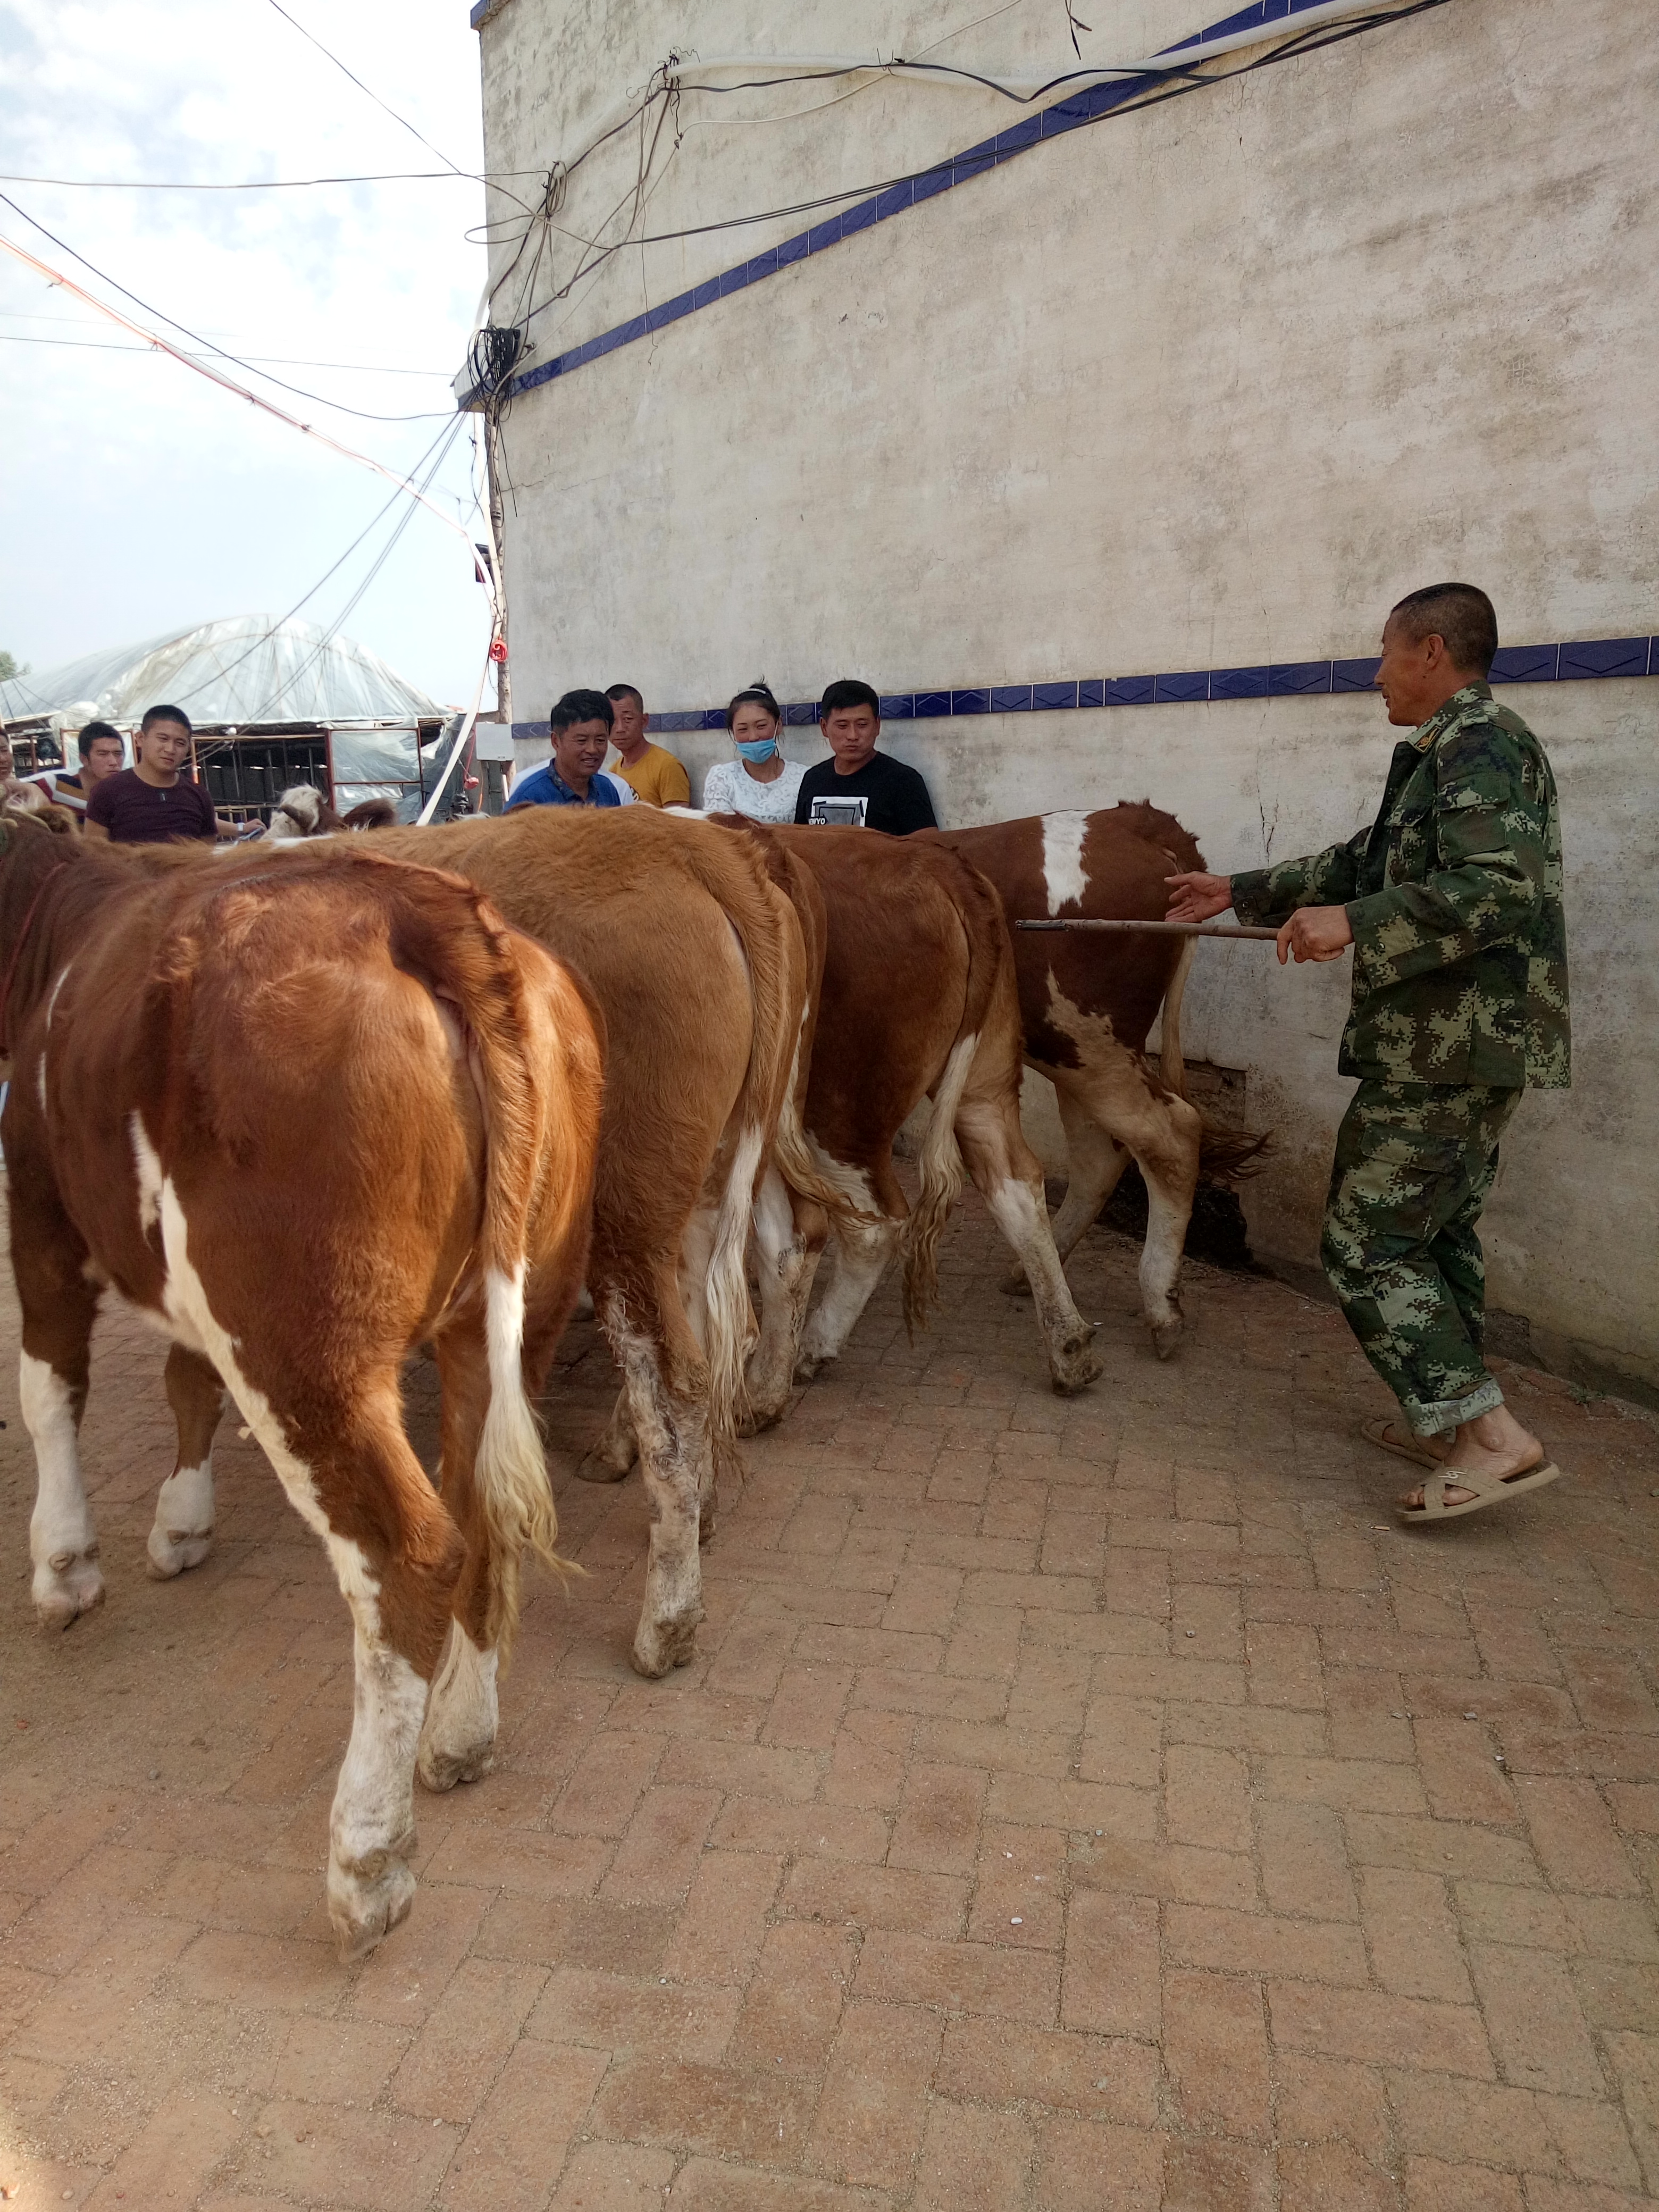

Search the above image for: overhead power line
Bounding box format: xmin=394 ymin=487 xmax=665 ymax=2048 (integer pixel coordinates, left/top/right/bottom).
xmin=263 ymin=0 xmax=470 ymax=178
xmin=0 ymin=331 xmax=453 ymax=376
xmin=0 ymin=191 xmax=450 ymax=423
xmin=0 ymin=223 xmax=498 ymax=624
xmin=0 ymin=169 xmax=487 ymax=190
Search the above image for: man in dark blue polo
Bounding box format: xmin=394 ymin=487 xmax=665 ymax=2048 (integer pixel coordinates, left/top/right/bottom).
xmin=506 ymin=689 xmax=636 ymax=810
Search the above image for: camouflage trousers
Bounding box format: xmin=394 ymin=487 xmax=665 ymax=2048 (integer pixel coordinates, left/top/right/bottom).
xmin=1320 ymin=1079 xmax=1523 ymax=1437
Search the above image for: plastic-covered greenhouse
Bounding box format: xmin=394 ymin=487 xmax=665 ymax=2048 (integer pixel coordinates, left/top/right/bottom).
xmin=0 ymin=616 xmax=459 ymax=826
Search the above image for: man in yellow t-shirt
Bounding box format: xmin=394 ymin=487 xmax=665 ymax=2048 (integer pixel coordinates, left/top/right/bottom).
xmin=604 ymin=683 xmax=691 ymax=807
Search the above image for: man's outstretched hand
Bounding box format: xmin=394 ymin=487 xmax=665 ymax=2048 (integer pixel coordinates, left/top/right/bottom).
xmin=1164 ymin=870 xmax=1233 ymax=924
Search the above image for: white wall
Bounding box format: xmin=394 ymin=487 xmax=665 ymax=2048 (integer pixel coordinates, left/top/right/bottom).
xmin=480 ymin=0 xmax=1659 ymax=1388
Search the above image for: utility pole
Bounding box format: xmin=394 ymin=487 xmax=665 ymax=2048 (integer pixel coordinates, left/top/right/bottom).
xmin=467 ymin=323 xmax=524 ymax=814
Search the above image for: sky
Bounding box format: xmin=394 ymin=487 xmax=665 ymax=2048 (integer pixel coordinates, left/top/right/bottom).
xmin=0 ymin=0 xmax=492 ymax=707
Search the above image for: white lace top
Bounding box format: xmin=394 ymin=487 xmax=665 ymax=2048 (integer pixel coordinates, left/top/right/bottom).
xmin=701 ymin=756 xmax=808 ymax=824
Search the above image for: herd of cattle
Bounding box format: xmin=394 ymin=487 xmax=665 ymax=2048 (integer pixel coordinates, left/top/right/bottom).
xmin=0 ymin=791 xmax=1262 ymax=1955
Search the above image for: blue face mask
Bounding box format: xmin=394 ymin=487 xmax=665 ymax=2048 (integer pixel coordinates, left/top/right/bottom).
xmin=735 ymin=736 xmax=778 ymax=764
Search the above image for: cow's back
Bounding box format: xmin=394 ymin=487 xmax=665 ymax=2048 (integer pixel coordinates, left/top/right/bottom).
xmin=926 ymin=806 xmax=1204 ymax=1068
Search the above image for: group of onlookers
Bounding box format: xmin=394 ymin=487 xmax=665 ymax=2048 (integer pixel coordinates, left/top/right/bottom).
xmin=4 ymin=705 xmax=245 ymax=844
xmin=5 ymin=672 xmax=941 ymax=849
xmin=507 ymin=676 xmax=938 ymax=837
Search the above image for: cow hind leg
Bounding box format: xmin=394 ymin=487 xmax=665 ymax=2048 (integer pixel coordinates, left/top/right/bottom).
xmin=795 ymin=1211 xmax=903 ymax=1381
xmin=1052 ymin=1063 xmax=1203 ymax=1359
xmin=600 ymin=1276 xmax=708 ymax=1679
xmin=1002 ymin=1077 xmax=1130 ymax=1294
xmin=148 ymin=1344 xmax=227 ymax=1579
xmin=954 ymin=1087 xmax=1103 ymax=1397
xmin=744 ymin=1169 xmax=828 ymax=1430
xmin=418 ymin=1277 xmax=568 ymax=1793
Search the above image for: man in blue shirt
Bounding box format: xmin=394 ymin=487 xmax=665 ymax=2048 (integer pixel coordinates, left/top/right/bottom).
xmin=506 ymin=689 xmax=638 ymax=810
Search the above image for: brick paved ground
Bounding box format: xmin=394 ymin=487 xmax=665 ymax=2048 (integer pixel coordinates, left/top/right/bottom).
xmin=3 ymin=1193 xmax=1659 ymax=2210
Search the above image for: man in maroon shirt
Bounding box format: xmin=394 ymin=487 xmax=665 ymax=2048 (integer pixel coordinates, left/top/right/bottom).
xmin=85 ymin=705 xmax=239 ymax=844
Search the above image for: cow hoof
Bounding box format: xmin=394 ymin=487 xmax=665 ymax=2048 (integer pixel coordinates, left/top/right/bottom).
xmin=417 ymin=1741 xmax=495 ymax=1792
xmin=146 ymin=1526 xmax=214 ymax=1579
xmin=574 ymin=1448 xmax=633 ymax=1484
xmin=329 ymin=1851 xmax=417 ymax=1960
xmin=631 ymin=1612 xmax=702 ymax=1679
xmin=1050 ymin=1339 xmax=1105 ymax=1395
xmin=33 ymin=1551 xmax=105 ymax=1629
xmin=1001 ymin=1271 xmax=1033 ymax=1299
xmin=792 ymin=1352 xmax=831 ymax=1386
xmin=1151 ymin=1317 xmax=1184 ymax=1361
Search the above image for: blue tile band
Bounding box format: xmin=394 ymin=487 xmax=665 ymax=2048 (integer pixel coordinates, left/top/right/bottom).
xmin=471 ymin=0 xmax=1407 ymax=407
xmin=506 ymin=640 xmax=1652 ymax=743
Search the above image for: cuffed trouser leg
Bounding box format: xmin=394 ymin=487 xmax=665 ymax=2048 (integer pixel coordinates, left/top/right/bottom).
xmin=1319 ymin=1079 xmax=1523 ymax=1436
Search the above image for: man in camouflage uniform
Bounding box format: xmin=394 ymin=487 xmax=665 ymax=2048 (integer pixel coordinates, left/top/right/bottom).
xmin=1167 ymin=582 xmax=1570 ymax=1519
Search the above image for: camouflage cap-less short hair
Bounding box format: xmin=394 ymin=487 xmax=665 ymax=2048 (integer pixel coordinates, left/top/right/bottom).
xmin=1388 ymin=583 xmax=1498 ymax=677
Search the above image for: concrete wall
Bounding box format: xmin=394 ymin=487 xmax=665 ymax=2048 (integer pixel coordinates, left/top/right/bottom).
xmin=479 ymin=0 xmax=1659 ymax=1390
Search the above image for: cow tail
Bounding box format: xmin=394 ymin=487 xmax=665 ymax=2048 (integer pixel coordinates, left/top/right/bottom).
xmin=455 ymin=901 xmax=593 ymax=1655
xmin=1155 ymin=931 xmax=1272 ymax=1186
xmin=901 ymin=1030 xmax=974 ymax=1335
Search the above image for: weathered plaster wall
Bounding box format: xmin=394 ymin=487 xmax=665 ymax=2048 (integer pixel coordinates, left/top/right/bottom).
xmin=480 ymin=0 xmax=1658 ymax=1387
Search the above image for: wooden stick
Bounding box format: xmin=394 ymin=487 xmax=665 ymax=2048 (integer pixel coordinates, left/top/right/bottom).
xmin=1015 ymin=918 xmax=1281 ymax=940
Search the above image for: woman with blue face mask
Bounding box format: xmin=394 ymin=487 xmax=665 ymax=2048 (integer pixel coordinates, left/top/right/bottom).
xmin=700 ymin=682 xmax=807 ymax=824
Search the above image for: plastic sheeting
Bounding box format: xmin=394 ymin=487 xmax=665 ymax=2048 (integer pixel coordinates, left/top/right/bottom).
xmin=0 ymin=615 xmax=445 ymax=729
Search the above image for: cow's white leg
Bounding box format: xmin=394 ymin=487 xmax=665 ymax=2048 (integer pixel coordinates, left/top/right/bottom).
xmin=951 ymin=1077 xmax=1103 ymax=1397
xmin=417 ymin=1619 xmax=499 ymax=1791
xmin=984 ymin=1176 xmax=1102 ymax=1394
xmin=1137 ymin=1129 xmax=1202 ymax=1360
xmin=605 ymin=1301 xmax=706 ymax=1679
xmin=23 ymin=1353 xmax=103 ymax=1629
xmin=796 ymin=1212 xmax=903 ymax=1378
xmin=745 ymin=1168 xmax=826 ymax=1429
xmin=331 ymin=1630 xmax=427 ymax=1955
xmin=148 ymin=1343 xmax=225 ymax=1578
xmin=158 ymin=1182 xmax=449 ymax=1956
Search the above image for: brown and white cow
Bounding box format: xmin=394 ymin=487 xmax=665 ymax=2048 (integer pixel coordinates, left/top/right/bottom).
xmin=98 ymin=807 xmax=833 ymax=1681
xmin=924 ymin=806 xmax=1265 ymax=1356
xmin=713 ymin=822 xmax=1104 ymax=1418
xmin=0 ymin=808 xmax=602 ymax=1955
xmin=365 ymin=809 xmax=835 ymax=1673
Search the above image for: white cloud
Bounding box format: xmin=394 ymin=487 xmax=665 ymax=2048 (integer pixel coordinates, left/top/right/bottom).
xmin=0 ymin=0 xmax=494 ymax=705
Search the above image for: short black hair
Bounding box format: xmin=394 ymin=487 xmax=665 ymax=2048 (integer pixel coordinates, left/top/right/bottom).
xmin=1388 ymin=583 xmax=1498 ymax=677
xmin=725 ymin=681 xmax=782 ymax=732
xmin=604 ymin=683 xmax=643 ymax=709
xmin=819 ymin=678 xmax=880 ymax=722
xmin=550 ymin=688 xmax=614 ymax=734
xmin=140 ymin=702 xmax=192 ymax=734
xmin=78 ymin=720 xmax=123 ymax=759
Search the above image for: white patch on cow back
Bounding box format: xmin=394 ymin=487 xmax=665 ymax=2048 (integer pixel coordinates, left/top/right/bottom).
xmin=1041 ymin=811 xmax=1090 ymax=916
xmin=130 ymin=1112 xmax=164 ymax=1237
xmin=155 ymin=1175 xmax=382 ymax=1633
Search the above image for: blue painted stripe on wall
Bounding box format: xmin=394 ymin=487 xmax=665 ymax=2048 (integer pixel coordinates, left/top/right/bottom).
xmin=501 ymin=642 xmax=1652 ymax=739
xmin=489 ymin=0 xmax=1365 ymax=406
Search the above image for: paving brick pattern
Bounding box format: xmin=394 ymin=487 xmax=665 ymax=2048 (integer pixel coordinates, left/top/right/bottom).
xmin=3 ymin=1197 xmax=1659 ymax=2209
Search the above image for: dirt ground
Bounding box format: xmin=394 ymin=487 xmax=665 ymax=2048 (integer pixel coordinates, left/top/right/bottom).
xmin=3 ymin=1193 xmax=1659 ymax=2211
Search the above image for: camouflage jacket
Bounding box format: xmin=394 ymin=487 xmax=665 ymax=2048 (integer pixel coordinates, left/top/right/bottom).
xmin=1230 ymin=683 xmax=1569 ymax=1088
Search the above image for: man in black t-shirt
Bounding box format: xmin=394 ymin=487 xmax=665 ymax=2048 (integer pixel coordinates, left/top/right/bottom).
xmin=85 ymin=703 xmax=238 ymax=845
xmin=793 ymin=678 xmax=937 ymax=835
